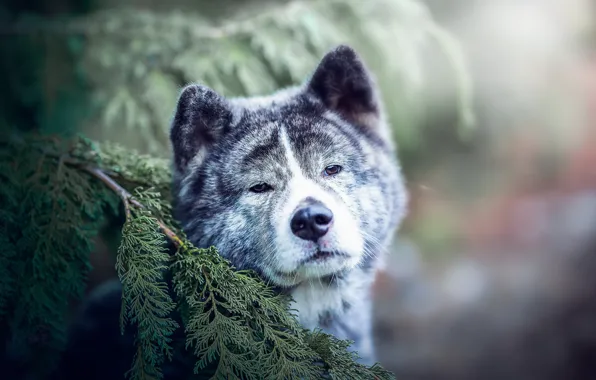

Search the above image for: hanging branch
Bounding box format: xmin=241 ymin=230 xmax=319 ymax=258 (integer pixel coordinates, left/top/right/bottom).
xmin=36 ymin=139 xmax=181 ymax=247
xmin=80 ymin=165 xmax=183 ymax=247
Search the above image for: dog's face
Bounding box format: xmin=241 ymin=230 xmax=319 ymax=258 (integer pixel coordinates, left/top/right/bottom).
xmin=170 ymin=46 xmax=407 ymax=287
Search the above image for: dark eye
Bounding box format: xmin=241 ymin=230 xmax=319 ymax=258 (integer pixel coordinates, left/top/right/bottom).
xmin=249 ymin=183 xmax=273 ymax=193
xmin=323 ymin=165 xmax=342 ymax=176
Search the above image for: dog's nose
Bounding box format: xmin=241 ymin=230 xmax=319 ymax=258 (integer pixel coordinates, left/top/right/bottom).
xmin=290 ymin=202 xmax=334 ymax=242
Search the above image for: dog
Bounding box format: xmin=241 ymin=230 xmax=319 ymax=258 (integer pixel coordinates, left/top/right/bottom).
xmin=170 ymin=44 xmax=408 ymax=364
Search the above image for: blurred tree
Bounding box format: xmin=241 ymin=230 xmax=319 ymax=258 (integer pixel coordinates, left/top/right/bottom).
xmin=1 ymin=0 xmax=474 ymax=172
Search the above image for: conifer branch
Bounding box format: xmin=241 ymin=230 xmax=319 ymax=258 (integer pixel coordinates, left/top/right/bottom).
xmin=1 ymin=133 xmax=398 ymax=379
xmin=80 ymin=165 xmax=183 ymax=248
xmin=37 ymin=139 xmax=180 ymax=245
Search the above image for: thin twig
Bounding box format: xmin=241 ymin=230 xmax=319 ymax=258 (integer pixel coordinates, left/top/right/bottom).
xmin=81 ymin=165 xmax=184 ymax=248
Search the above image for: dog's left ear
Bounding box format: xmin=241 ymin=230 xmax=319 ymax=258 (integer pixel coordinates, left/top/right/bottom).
xmin=307 ymin=45 xmax=381 ymax=130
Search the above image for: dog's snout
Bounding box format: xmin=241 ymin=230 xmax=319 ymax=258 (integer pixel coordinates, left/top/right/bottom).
xmin=290 ymin=201 xmax=333 ymax=242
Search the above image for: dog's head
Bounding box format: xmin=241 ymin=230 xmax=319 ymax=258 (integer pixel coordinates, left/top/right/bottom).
xmin=170 ymin=45 xmax=407 ymax=287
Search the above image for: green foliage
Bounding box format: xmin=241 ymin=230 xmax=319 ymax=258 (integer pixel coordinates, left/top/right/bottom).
xmin=0 ymin=131 xmax=396 ymax=379
xmin=0 ymin=133 xmax=120 ymax=377
xmin=172 ymin=245 xmax=321 ymax=379
xmin=306 ymin=331 xmax=395 ymax=380
xmin=88 ymin=141 xmax=173 ymax=198
xmin=4 ymin=0 xmax=474 ymax=161
xmin=77 ymin=0 xmax=474 ymax=156
xmin=117 ymin=189 xmax=179 ymax=380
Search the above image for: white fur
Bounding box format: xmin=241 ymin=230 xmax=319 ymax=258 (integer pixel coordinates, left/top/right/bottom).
xmin=290 ymin=281 xmax=347 ymax=330
xmin=289 ymin=268 xmax=375 ymax=359
xmin=272 ymin=128 xmax=364 ymax=284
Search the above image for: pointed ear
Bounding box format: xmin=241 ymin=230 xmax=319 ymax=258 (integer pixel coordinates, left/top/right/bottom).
xmin=307 ymin=45 xmax=382 ymax=130
xmin=169 ymin=84 xmax=232 ymax=173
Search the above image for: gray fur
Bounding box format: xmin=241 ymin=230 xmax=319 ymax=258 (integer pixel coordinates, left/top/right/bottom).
xmin=169 ymin=45 xmax=408 ymax=365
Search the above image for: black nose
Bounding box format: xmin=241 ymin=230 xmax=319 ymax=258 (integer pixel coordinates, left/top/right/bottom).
xmin=290 ymin=202 xmax=334 ymax=242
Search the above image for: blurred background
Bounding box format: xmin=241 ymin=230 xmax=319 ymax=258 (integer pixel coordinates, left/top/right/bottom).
xmin=2 ymin=0 xmax=595 ymax=379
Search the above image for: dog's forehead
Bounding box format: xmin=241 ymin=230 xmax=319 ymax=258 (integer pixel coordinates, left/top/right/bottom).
xmin=224 ymin=106 xmax=316 ymax=165
xmin=228 ymin=104 xmax=356 ymax=167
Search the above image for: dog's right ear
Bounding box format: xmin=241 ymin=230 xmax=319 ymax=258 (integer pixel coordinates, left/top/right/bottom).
xmin=170 ymin=84 xmax=232 ymax=173
xmin=307 ymin=45 xmax=381 ymax=131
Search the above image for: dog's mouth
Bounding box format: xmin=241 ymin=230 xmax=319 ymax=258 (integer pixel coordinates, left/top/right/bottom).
xmin=302 ymin=250 xmax=347 ymax=264
xmin=271 ymin=250 xmax=353 ymax=285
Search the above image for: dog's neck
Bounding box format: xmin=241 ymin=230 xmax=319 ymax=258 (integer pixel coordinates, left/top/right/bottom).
xmin=272 ymin=268 xmax=374 ymax=327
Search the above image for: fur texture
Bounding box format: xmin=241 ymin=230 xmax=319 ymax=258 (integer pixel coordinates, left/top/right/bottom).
xmin=170 ymin=45 xmax=408 ymax=364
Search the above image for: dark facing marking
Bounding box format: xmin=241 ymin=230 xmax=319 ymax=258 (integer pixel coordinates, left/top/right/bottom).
xmin=240 ymin=127 xmax=282 ymax=168
xmin=324 ymin=113 xmax=390 ymax=153
xmin=342 ymin=300 xmax=351 ymax=312
xmin=189 ymin=172 xmax=206 ymax=200
xmin=290 ymin=129 xmax=344 ymax=156
xmin=215 ymin=177 xmax=242 ymax=208
xmin=322 ymin=117 xmax=366 ymax=152
xmin=319 ymin=311 xmax=334 ymax=328
xmin=270 ymin=91 xmax=387 ymax=160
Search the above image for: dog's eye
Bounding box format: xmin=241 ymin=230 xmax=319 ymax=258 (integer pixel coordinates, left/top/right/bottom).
xmin=323 ymin=165 xmax=342 ymax=176
xmin=249 ymin=183 xmax=273 ymax=193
